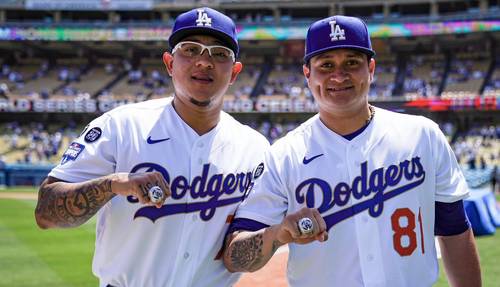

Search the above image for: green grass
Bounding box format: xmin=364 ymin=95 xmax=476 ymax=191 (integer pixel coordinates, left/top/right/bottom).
xmin=1 ymin=187 xmax=500 ymax=286
xmin=0 ymin=186 xmax=41 ymax=192
xmin=0 ymin=189 xmax=97 ymax=287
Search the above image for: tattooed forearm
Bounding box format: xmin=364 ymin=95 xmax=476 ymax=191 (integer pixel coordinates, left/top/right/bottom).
xmin=225 ymin=231 xmax=284 ymax=273
xmin=229 ymin=233 xmax=264 ymax=271
xmin=35 ymin=177 xmax=116 ymax=228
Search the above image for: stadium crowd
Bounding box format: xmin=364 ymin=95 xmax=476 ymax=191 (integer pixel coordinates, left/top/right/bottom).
xmin=2 ymin=120 xmax=497 ymax=173
xmin=0 ymin=121 xmax=78 ymax=164
xmin=0 ymin=44 xmax=498 ymax=101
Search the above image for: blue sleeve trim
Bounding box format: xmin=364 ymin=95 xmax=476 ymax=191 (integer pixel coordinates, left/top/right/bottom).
xmin=434 ymin=200 xmax=470 ymax=236
xmin=227 ymin=218 xmax=270 ymax=235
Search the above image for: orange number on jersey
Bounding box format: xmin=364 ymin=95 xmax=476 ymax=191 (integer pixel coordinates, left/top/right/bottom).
xmin=391 ymin=208 xmax=417 ymax=256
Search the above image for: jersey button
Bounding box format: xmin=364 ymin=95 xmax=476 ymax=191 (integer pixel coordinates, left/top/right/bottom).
xmin=184 ymin=252 xmax=190 ymax=259
xmin=198 ymin=158 xmax=203 ymax=164
xmin=192 ymin=214 xmax=197 ymax=221
xmin=197 ymin=142 xmax=204 ymax=148
xmin=367 ymin=254 xmax=374 ymax=261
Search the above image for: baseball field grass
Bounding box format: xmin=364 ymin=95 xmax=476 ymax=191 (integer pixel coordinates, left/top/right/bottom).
xmin=1 ymin=187 xmax=499 ymax=287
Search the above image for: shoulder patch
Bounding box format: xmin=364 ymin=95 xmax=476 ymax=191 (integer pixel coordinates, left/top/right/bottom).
xmin=84 ymin=127 xmax=102 ymax=143
xmin=253 ymin=162 xmax=264 ymax=179
xmin=61 ymin=142 xmax=85 ymax=165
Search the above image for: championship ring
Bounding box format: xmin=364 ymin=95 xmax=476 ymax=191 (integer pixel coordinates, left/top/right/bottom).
xmin=148 ymin=186 xmax=163 ymax=204
xmin=298 ymin=217 xmax=314 ymax=235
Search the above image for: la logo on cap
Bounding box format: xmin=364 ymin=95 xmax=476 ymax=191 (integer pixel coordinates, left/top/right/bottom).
xmin=329 ymin=20 xmax=345 ymax=41
xmin=196 ymin=8 xmax=212 ymax=27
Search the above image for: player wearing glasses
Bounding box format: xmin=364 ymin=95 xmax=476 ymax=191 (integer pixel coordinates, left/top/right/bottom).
xmin=35 ymin=7 xmax=269 ymax=287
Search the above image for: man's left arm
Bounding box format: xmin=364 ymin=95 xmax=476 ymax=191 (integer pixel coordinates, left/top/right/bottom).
xmin=437 ymin=228 xmax=481 ymax=287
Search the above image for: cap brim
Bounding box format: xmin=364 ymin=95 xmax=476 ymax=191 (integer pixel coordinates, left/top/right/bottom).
xmin=169 ymin=27 xmax=238 ymax=56
xmin=304 ymin=45 xmax=375 ymax=63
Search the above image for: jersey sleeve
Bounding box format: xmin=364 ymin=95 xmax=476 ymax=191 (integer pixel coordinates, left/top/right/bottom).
xmin=434 ymin=200 xmax=470 ymax=236
xmin=49 ymin=113 xmax=117 ymax=182
xmin=430 ymin=122 xmax=469 ymax=203
xmin=235 ymin=147 xmax=289 ymax=226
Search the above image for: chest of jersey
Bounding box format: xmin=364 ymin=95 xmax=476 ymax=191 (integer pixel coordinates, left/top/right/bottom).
xmin=113 ymin=125 xmax=254 ymax=223
xmin=286 ymin=129 xmax=436 ymax=231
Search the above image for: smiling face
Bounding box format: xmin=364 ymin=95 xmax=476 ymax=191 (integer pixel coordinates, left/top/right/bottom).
xmin=163 ymin=34 xmax=242 ymax=112
xmin=303 ymin=48 xmax=375 ymax=117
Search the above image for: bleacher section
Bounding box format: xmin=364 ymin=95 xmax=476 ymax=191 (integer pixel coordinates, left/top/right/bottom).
xmin=226 ymin=56 xmax=263 ymax=98
xmin=370 ymin=55 xmax=396 ymax=98
xmin=404 ymin=54 xmax=445 ymax=97
xmin=484 ymin=61 xmax=500 ymax=97
xmin=0 ymin=122 xmax=77 ymax=165
xmin=110 ymin=58 xmax=173 ymax=100
xmin=262 ymin=57 xmax=308 ymax=98
xmin=0 ymin=45 xmax=498 ymax=102
xmin=65 ymin=60 xmax=121 ymax=97
xmin=443 ymin=52 xmax=490 ymax=95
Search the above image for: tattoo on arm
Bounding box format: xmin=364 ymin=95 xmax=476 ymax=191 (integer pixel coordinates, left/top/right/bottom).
xmin=35 ymin=177 xmax=116 ymax=228
xmin=227 ymin=233 xmax=284 ymax=272
xmin=229 ymin=233 xmax=264 ymax=271
xmin=271 ymin=239 xmax=281 ymax=253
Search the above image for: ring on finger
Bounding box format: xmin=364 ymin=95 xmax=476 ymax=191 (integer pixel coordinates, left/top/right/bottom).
xmin=148 ymin=185 xmax=164 ymax=204
xmin=298 ymin=217 xmax=314 ymax=235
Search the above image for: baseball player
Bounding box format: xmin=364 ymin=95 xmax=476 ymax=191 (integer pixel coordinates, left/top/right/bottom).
xmin=223 ymin=15 xmax=481 ymax=287
xmin=35 ymin=7 xmax=269 ymax=287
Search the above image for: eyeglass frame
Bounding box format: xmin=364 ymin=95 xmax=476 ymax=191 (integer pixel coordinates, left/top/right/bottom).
xmin=171 ymin=41 xmax=236 ymax=63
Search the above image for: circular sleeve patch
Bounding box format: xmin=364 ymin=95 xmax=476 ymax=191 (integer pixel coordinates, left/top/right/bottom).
xmin=84 ymin=127 xmax=102 ymax=143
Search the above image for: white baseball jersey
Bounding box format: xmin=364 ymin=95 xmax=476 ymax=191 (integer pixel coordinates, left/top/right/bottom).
xmin=49 ymin=97 xmax=269 ymax=287
xmin=235 ymin=107 xmax=469 ymax=287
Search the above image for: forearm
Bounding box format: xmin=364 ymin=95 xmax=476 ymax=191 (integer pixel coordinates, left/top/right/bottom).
xmin=437 ymin=228 xmax=482 ymax=287
xmin=223 ymin=225 xmax=284 ymax=273
xmin=34 ymin=176 xmax=116 ymax=229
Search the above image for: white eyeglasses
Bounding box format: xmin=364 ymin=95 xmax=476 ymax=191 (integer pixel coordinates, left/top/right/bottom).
xmin=172 ymin=41 xmax=235 ymax=63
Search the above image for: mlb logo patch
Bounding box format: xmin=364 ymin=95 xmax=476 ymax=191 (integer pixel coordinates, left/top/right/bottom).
xmin=61 ymin=142 xmax=85 ymax=165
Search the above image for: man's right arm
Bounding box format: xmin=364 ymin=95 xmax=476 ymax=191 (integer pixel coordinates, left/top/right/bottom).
xmin=34 ymin=172 xmax=171 ymax=229
xmin=223 ymin=207 xmax=328 ymax=273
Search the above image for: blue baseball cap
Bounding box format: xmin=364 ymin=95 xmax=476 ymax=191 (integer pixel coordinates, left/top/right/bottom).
xmin=169 ymin=7 xmax=239 ymax=57
xmin=304 ymin=15 xmax=375 ymax=63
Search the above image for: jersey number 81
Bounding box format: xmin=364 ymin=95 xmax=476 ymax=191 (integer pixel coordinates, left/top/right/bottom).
xmin=391 ymin=207 xmax=425 ymax=256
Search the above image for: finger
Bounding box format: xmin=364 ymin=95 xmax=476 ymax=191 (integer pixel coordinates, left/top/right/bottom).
xmin=283 ymin=218 xmax=302 ymax=239
xmin=137 ymin=184 xmax=151 ymax=204
xmin=322 ymin=231 xmax=329 ymax=241
xmin=312 ymin=209 xmax=326 ymax=233
xmin=315 ymin=230 xmax=328 ymax=242
xmin=155 ymin=173 xmax=171 ymax=199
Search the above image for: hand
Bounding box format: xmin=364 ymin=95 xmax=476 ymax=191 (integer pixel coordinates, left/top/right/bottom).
xmin=110 ymin=172 xmax=171 ymax=208
xmin=275 ymin=207 xmax=328 ymax=245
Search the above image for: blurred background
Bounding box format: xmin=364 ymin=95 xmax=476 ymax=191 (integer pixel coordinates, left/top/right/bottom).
xmin=0 ymin=1 xmax=498 ymax=286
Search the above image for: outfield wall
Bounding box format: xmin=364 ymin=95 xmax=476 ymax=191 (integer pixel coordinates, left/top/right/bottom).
xmin=0 ymin=164 xmax=54 ymax=187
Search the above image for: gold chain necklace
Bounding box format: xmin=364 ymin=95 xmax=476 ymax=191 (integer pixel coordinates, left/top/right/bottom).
xmin=366 ymin=105 xmax=375 ymax=125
